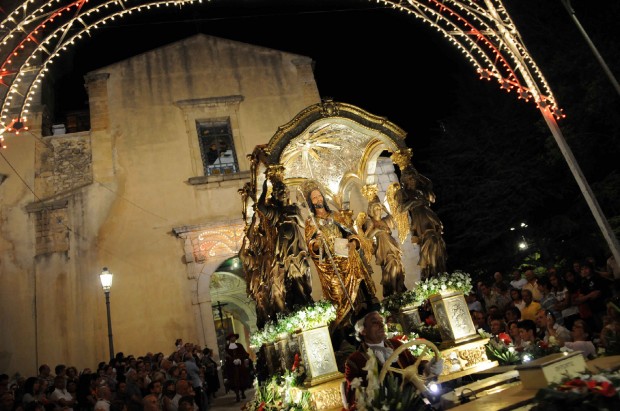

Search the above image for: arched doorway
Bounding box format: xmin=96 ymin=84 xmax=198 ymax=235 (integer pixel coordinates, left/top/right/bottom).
xmin=208 ymin=257 xmax=257 ymax=361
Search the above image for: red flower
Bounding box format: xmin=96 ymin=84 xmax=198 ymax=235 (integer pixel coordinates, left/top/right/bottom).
xmin=498 ymin=333 xmax=512 ymax=345
xmin=537 ymin=340 xmax=549 ymax=349
xmin=291 ymin=353 xmax=300 ymax=372
xmin=257 ymin=401 xmax=265 ymax=411
xmin=559 ymin=378 xmax=587 ymax=391
xmin=589 ymin=381 xmax=617 ymax=397
xmin=425 ymin=317 xmax=436 ymax=326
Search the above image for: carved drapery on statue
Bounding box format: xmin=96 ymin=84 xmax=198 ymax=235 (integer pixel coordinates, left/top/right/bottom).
xmin=239 ymin=164 xmax=314 ymax=328
xmin=388 ymin=151 xmax=447 ymax=279
xmin=301 ymin=179 xmax=377 ymax=329
xmin=239 ymin=99 xmax=447 ymax=330
xmin=359 ymin=195 xmax=407 ymax=297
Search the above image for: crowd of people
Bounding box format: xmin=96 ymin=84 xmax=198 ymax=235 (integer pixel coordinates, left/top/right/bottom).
xmin=3 ymin=256 xmax=619 ymax=411
xmin=464 ymin=258 xmax=620 ymax=357
xmin=0 ymin=335 xmax=255 ymax=411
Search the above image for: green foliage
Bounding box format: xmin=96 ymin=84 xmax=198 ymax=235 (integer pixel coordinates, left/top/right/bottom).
xmin=250 ymin=300 xmax=336 ymax=347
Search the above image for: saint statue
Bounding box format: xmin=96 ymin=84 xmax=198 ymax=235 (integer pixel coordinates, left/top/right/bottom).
xmin=301 ymin=180 xmax=377 ymax=330
xmin=359 ymin=197 xmax=407 ymax=298
xmin=387 ymin=168 xmax=447 ymax=279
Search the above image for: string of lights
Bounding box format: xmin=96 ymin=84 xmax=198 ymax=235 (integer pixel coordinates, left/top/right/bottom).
xmin=0 ymin=0 xmax=567 ymax=149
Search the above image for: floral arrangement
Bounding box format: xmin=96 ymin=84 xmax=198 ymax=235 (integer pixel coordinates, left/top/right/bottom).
xmin=243 ymin=354 xmax=311 ymax=411
xmin=250 ymin=300 xmax=336 ymax=347
xmin=350 ymin=348 xmax=426 ymax=411
xmin=414 ymin=270 xmax=473 ymax=305
xmin=530 ymin=370 xmax=620 ymax=411
xmin=482 ymin=331 xmax=522 ymax=365
xmin=479 ymin=329 xmax=563 ymax=365
xmin=381 ymin=270 xmax=473 ymax=312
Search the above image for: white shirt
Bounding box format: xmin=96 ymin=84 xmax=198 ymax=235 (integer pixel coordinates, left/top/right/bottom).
xmin=366 ymin=342 xmax=394 ymax=364
xmin=510 ymin=278 xmax=528 ymax=290
xmin=565 ymin=341 xmax=596 ymax=359
xmin=50 ymin=388 xmax=74 ymax=411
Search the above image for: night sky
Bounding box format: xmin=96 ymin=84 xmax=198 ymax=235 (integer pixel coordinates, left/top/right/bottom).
xmin=5 ymin=0 xmax=618 ymax=269
xmin=53 ymin=0 xmax=467 ymax=148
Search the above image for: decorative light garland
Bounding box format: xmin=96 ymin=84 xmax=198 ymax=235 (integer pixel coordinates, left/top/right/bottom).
xmin=0 ymin=0 xmax=565 ymax=149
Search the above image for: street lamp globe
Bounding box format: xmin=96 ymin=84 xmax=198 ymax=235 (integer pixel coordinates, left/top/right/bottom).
xmin=100 ymin=267 xmax=113 ymax=291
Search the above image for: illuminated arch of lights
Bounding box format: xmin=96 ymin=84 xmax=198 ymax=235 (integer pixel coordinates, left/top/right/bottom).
xmin=0 ymin=0 xmax=565 ymax=148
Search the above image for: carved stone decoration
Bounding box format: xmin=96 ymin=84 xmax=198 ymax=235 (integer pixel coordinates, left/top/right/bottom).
xmin=435 ymin=338 xmax=498 ymax=382
xmin=290 ymin=379 xmax=344 ymax=411
xmin=399 ymin=305 xmax=423 ymax=334
xmin=296 ymin=325 xmax=342 ymax=387
xmin=429 ymin=291 xmax=478 ymax=347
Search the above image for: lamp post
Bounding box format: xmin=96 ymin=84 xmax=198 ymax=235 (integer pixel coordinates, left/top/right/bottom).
xmin=100 ymin=267 xmax=114 ymax=361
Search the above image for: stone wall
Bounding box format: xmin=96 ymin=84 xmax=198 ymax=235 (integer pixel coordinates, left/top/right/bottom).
xmin=35 ymin=132 xmax=93 ymax=198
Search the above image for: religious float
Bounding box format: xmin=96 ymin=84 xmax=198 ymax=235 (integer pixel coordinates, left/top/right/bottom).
xmin=238 ymin=100 xmax=620 ymax=411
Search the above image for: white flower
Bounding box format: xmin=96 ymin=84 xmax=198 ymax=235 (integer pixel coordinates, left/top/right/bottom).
xmin=362 ymin=349 xmax=380 ymax=394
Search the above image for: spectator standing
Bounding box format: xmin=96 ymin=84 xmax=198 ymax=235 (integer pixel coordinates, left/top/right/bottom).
xmin=20 ymin=378 xmax=39 ymax=408
xmin=93 ymin=386 xmax=112 ymax=411
xmin=549 ymin=272 xmax=579 ymax=330
xmin=160 ymin=381 xmax=175 ymax=411
xmin=49 ymin=376 xmax=76 ymax=411
xmin=519 ymin=289 xmax=542 ymax=321
xmin=224 ymin=333 xmax=250 ymax=403
xmin=509 ymin=269 xmax=527 ymax=290
xmin=466 ymin=292 xmax=483 ymax=312
xmin=537 ymin=277 xmax=563 ymax=325
xmin=181 ymin=354 xmax=203 ymax=411
xmin=522 ymin=269 xmax=542 ymax=302
xmin=122 ymin=370 xmax=142 ymax=411
xmin=508 ymin=288 xmax=525 ymax=312
xmin=200 ymin=349 xmax=220 ymax=403
xmin=575 ymin=261 xmax=610 ymax=332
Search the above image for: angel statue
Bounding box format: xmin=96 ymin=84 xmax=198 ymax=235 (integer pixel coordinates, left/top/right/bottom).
xmin=300 ymin=180 xmax=378 ymax=331
xmin=358 ymin=197 xmax=407 ymax=298
xmin=239 ymin=211 xmax=273 ymax=328
xmin=387 ymin=168 xmax=447 ymax=279
xmin=256 ymin=177 xmax=313 ymax=313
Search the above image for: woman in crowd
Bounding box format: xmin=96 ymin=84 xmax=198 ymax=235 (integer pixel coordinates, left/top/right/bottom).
xmin=200 ymin=349 xmax=220 ymax=403
xmin=549 ymin=272 xmax=579 ymax=330
xmin=20 ymin=378 xmax=39 ymax=408
xmin=508 ymin=288 xmax=525 ymax=312
xmin=561 ymin=319 xmax=597 ymax=359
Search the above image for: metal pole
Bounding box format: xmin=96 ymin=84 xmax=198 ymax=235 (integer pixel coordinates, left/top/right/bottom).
xmin=104 ymin=290 xmax=114 ymax=362
xmin=561 ymin=0 xmax=620 ymax=97
xmin=541 ymin=108 xmax=620 ymax=268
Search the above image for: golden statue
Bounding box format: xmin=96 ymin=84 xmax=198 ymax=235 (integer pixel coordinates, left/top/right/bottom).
xmin=300 ymin=180 xmax=377 ymax=330
xmin=360 ymin=197 xmax=407 ymax=298
xmin=387 ymin=168 xmax=447 ymax=279
xmin=256 ymin=177 xmax=313 ymax=312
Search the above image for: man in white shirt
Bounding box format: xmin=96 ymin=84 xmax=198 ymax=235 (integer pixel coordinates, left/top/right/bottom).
xmin=509 ymin=269 xmax=527 ymax=290
xmin=49 ymin=376 xmax=76 ymax=411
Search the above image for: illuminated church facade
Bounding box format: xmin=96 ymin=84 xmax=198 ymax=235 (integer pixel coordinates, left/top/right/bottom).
xmin=0 ymin=34 xmax=420 ymax=375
